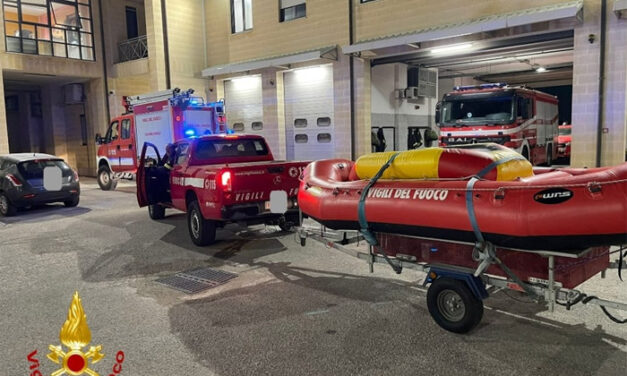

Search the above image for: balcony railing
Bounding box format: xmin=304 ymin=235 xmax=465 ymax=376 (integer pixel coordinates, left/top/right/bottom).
xmin=118 ymin=35 xmax=148 ymax=62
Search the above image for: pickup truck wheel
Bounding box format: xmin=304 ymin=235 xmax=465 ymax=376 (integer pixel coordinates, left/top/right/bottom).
xmin=188 ymin=201 xmax=216 ymax=246
xmin=97 ymin=167 xmax=114 ymax=191
xmin=148 ymin=204 xmax=166 ymax=220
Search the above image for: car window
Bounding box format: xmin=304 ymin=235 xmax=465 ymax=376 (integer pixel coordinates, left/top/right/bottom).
xmin=195 ymin=139 xmax=269 ymax=160
xmin=121 ymin=119 xmax=131 ymax=139
xmin=105 ymin=121 xmax=119 ymax=142
xmin=18 ymin=160 xmax=72 ymax=179
xmin=0 ymin=159 xmax=13 ymax=171
xmin=175 ymin=143 xmax=190 ymax=165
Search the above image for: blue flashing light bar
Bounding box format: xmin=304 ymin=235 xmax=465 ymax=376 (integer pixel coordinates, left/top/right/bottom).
xmin=454 ymin=82 xmax=507 ymax=91
xmin=226 ymin=129 xmax=235 ymax=135
xmin=184 ymin=129 xmax=195 ymax=136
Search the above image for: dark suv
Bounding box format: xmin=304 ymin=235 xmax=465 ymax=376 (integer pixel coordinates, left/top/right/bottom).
xmin=0 ymin=153 xmax=80 ymax=216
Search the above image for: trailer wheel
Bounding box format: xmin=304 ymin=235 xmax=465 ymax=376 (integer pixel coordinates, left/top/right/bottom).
xmin=97 ymin=167 xmax=114 ymax=191
xmin=187 ymin=200 xmax=216 ymax=246
xmin=427 ymin=277 xmax=484 ymax=333
xmin=148 ymin=204 xmax=166 ymax=220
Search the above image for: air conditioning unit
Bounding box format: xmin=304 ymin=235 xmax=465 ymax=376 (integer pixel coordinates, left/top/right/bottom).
xmin=405 ymin=86 xmax=419 ymax=99
xmin=394 ymin=88 xmax=407 ymax=99
xmin=64 ymin=83 xmax=84 ymax=104
xmin=407 ymin=67 xmax=437 ymax=98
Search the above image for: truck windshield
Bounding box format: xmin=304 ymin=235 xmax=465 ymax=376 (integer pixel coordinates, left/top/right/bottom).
xmin=195 ymin=138 xmax=269 ymax=160
xmin=441 ymin=93 xmax=514 ymax=126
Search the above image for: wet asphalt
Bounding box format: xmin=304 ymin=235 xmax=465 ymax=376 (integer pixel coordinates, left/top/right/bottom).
xmin=0 ymin=178 xmax=625 ymax=376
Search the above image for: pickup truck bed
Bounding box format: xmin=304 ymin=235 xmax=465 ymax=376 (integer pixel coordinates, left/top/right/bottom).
xmin=137 ymin=134 xmax=309 ymax=245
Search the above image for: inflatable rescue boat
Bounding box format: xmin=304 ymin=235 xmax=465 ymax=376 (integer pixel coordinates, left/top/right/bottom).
xmin=298 ymin=144 xmax=627 ymax=253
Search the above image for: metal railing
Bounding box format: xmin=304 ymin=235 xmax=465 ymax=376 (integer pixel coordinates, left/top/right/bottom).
xmin=118 ymin=35 xmax=148 ymax=62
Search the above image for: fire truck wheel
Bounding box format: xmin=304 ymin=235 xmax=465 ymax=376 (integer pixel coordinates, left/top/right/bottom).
xmin=148 ymin=204 xmax=166 ymax=220
xmin=97 ymin=167 xmax=114 ymax=191
xmin=426 ymin=277 xmax=484 ymax=334
xmin=545 ymin=148 xmax=553 ymax=167
xmin=187 ymin=200 xmax=216 ymax=246
xmin=521 ymin=146 xmax=529 ymax=162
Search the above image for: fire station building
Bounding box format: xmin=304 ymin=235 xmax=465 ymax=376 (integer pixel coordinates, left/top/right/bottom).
xmin=1 ymin=0 xmax=626 ymax=176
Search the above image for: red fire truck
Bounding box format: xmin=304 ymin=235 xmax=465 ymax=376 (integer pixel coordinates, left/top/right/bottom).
xmin=437 ymin=83 xmax=558 ymax=166
xmin=95 ymin=89 xmax=227 ymax=190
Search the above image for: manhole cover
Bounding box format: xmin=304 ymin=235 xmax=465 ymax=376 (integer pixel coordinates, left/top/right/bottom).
xmin=156 ymin=267 xmax=237 ymax=294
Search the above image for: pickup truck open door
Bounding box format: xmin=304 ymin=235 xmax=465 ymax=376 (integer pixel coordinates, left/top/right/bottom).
xmin=136 ymin=142 xmax=162 ymax=208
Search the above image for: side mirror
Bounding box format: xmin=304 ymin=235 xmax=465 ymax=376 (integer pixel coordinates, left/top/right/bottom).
xmin=435 ymin=102 xmax=441 ymax=124
xmin=95 ymin=133 xmax=103 ymax=144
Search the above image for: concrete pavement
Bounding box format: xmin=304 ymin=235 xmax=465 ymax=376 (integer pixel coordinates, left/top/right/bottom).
xmin=0 ymin=180 xmax=625 ymax=376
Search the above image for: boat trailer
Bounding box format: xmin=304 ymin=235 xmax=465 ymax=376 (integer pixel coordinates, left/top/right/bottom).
xmin=297 ymin=222 xmax=627 ymax=333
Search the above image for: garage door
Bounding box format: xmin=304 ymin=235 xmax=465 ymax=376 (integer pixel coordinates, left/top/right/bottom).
xmin=284 ymin=65 xmax=334 ymax=160
xmin=224 ymin=76 xmax=264 ymax=135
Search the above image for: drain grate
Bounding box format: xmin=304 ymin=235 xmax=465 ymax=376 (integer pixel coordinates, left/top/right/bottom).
xmin=156 ymin=267 xmax=238 ymax=294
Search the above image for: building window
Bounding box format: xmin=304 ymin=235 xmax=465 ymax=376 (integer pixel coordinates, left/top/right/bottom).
xmin=280 ymin=0 xmax=305 ymax=22
xmin=2 ymin=0 xmax=95 ymax=61
xmin=231 ymin=0 xmax=252 ymax=34
xmin=125 ymin=6 xmax=138 ymax=39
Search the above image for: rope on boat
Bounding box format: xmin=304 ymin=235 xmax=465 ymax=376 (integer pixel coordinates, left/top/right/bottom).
xmin=358 ymin=152 xmax=403 ymax=274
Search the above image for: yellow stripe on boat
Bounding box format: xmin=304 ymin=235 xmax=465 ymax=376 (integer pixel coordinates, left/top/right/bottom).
xmin=355 ymin=148 xmax=444 ymax=179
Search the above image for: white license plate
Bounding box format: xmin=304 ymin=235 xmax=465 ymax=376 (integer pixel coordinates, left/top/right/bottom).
xmin=43 ymin=166 xmax=63 ymax=191
xmin=268 ymin=190 xmax=288 ymax=213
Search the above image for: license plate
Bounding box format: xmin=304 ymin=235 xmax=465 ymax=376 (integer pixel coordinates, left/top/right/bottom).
xmin=268 ymin=190 xmax=288 ymax=213
xmin=43 ymin=166 xmax=63 ymax=191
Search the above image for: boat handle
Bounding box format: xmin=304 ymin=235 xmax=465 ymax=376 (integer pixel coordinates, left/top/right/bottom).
xmin=587 ymin=182 xmax=602 ymax=193
xmin=493 ymin=188 xmax=506 ymax=200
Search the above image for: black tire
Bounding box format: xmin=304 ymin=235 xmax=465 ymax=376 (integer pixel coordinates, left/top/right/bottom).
xmin=64 ymin=195 xmax=80 ymax=207
xmin=97 ymin=167 xmax=114 ymax=191
xmin=545 ymin=147 xmax=553 ymax=167
xmin=187 ymin=200 xmax=216 ymax=246
xmin=148 ymin=204 xmax=166 ymax=220
xmin=0 ymin=193 xmax=17 ymax=217
xmin=426 ymin=277 xmax=484 ymax=334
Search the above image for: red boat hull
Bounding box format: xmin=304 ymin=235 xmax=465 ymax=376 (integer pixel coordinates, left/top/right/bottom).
xmin=298 ymin=160 xmax=627 ymax=253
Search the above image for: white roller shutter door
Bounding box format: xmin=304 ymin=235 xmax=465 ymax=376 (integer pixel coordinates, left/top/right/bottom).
xmin=284 ymin=65 xmax=334 ymax=161
xmin=224 ymin=76 xmax=264 ymax=135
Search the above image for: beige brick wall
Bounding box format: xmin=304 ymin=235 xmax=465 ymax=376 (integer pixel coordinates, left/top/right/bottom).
xmin=103 ymin=0 xmax=147 ymax=65
xmin=166 ymin=0 xmax=209 ymax=96
xmin=354 ymin=0 xmax=567 ymax=42
xmin=204 ymin=0 xmax=349 ymax=65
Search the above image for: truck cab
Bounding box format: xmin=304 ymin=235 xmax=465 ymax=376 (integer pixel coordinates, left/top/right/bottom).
xmin=437 ymin=83 xmax=558 ymax=166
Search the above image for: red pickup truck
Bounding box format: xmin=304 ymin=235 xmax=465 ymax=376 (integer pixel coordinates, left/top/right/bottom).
xmin=136 ymin=134 xmax=309 ymax=245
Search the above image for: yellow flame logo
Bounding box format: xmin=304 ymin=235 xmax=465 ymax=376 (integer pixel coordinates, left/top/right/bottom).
xmin=60 ymin=292 xmax=92 ymax=350
xmin=47 ymin=292 xmax=104 ymax=376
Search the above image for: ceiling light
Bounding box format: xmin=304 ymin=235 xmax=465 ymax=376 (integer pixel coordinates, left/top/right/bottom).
xmin=430 ymin=43 xmax=474 ymax=55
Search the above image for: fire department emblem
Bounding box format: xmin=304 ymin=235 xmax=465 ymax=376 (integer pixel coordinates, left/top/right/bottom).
xmin=47 ymin=292 xmax=105 ymax=376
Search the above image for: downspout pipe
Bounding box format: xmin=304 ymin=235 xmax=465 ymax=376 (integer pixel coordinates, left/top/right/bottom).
xmin=349 ymin=0 xmax=356 ymax=160
xmin=595 ymin=0 xmax=607 ymax=167
xmin=97 ymin=0 xmax=110 ymax=122
xmin=161 ymin=0 xmax=172 ymax=89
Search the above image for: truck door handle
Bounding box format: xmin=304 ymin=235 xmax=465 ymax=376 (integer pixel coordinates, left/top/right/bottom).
xmin=116 ymin=145 xmax=120 ymax=150
xmin=128 ymin=144 xmax=133 ymax=150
